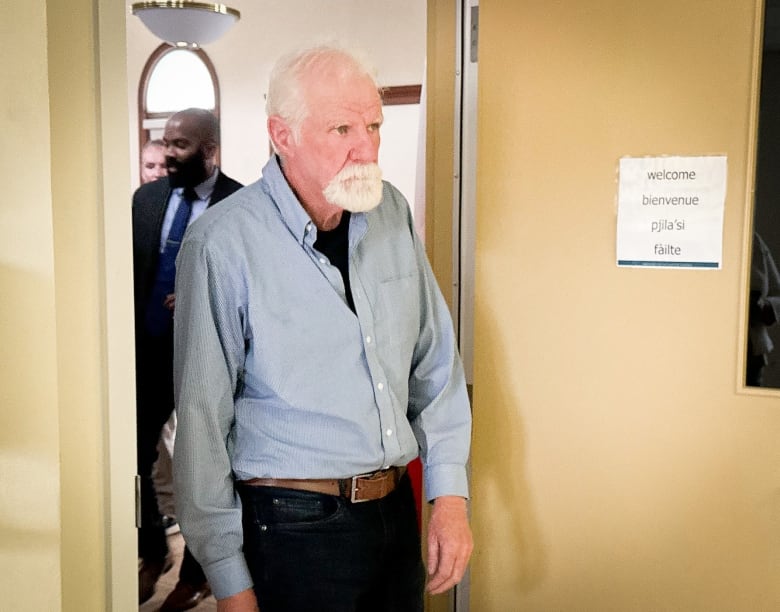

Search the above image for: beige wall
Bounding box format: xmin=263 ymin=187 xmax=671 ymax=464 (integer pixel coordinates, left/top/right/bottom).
xmin=0 ymin=1 xmax=62 ymax=610
xmin=425 ymin=6 xmax=457 ymax=610
xmin=470 ymin=1 xmax=780 ymax=610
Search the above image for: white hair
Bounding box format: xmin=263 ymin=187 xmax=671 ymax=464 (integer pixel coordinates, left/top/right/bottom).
xmin=266 ymin=43 xmax=380 ymax=148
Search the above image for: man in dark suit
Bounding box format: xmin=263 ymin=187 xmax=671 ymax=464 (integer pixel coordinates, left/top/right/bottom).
xmin=133 ymin=108 xmax=243 ymax=610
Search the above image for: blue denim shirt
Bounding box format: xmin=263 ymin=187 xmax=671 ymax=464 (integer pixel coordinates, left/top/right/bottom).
xmin=173 ymin=156 xmax=472 ymax=599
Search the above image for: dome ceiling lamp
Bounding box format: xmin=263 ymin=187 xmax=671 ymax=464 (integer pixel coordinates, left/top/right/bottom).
xmin=131 ymin=1 xmax=241 ymax=49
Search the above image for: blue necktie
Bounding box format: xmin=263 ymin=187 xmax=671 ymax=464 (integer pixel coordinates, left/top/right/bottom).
xmin=144 ymin=188 xmax=196 ymax=336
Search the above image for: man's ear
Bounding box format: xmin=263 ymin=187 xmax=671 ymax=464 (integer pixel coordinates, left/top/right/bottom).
xmin=268 ymin=115 xmax=295 ymax=156
xmin=202 ymin=141 xmax=218 ymax=161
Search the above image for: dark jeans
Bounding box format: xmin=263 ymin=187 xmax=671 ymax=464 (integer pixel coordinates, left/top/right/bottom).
xmin=237 ymin=474 xmax=425 ymax=612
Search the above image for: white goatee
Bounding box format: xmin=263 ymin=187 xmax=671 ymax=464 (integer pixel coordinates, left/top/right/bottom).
xmin=323 ymin=163 xmax=383 ymax=212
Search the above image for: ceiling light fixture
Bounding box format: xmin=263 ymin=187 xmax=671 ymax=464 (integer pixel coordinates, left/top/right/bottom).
xmin=131 ymin=1 xmax=241 ymax=49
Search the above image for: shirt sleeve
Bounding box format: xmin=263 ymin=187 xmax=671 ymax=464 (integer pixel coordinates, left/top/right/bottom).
xmin=172 ymin=235 xmax=253 ymax=600
xmin=405 ymin=211 xmax=473 ymax=502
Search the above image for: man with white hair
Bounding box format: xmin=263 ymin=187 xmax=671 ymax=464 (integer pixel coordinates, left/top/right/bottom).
xmin=173 ymin=45 xmax=473 ymax=612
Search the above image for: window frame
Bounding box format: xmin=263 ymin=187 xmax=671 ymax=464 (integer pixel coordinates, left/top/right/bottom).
xmin=137 ymin=43 xmax=222 ymax=177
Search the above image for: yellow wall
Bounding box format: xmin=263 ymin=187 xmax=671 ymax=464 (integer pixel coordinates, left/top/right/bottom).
xmin=470 ymin=1 xmax=780 ymax=610
xmin=0 ymin=1 xmax=62 ymax=609
xmin=425 ymin=5 xmax=458 ymax=610
xmin=47 ymin=2 xmax=107 ymax=609
xmin=427 ymin=1 xmax=458 ymax=311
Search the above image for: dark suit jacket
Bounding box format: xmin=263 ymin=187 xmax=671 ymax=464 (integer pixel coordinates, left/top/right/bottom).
xmin=132 ymin=171 xmax=243 ymax=339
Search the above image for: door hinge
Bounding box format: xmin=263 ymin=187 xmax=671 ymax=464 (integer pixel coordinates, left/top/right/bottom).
xmin=470 ymin=5 xmax=479 ymax=63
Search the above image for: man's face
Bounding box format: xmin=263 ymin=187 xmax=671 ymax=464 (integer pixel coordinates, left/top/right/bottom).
xmin=140 ymin=145 xmax=167 ymax=184
xmin=163 ymin=117 xmax=210 ymax=188
xmin=285 ymin=69 xmax=384 ymax=212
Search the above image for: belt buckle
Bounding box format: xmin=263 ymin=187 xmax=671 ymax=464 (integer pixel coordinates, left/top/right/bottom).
xmin=350 ymin=471 xmax=375 ymax=503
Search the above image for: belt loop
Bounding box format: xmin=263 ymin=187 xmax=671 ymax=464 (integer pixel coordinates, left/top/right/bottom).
xmin=337 ymin=478 xmax=351 ymax=498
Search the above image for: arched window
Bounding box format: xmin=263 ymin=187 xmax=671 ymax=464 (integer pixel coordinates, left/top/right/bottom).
xmin=138 ymin=44 xmax=221 ymax=173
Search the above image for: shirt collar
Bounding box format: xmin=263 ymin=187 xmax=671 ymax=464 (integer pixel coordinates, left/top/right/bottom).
xmin=261 ymin=156 xmax=321 ymax=245
xmin=260 ymin=156 xmax=371 ymax=247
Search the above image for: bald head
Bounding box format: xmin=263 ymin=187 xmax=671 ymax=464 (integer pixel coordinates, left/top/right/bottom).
xmin=163 ymin=108 xmax=219 ymax=188
xmin=168 ymin=108 xmax=219 ymax=148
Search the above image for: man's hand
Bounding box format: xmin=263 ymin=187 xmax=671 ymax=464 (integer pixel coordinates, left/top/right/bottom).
xmin=426 ymin=495 xmax=473 ymax=594
xmin=217 ymin=588 xmax=260 ymax=612
xmin=164 ymin=293 xmax=176 ymax=311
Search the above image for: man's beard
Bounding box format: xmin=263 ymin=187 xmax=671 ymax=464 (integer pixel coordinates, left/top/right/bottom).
xmin=322 ymin=163 xmax=383 ymax=213
xmin=167 ymin=149 xmax=207 ymax=188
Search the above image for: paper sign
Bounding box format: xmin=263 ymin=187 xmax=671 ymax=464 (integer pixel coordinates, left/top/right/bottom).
xmin=616 ymin=155 xmax=727 ymax=268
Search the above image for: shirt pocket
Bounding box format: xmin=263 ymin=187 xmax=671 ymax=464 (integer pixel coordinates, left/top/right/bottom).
xmin=374 ymin=271 xmax=421 ymax=365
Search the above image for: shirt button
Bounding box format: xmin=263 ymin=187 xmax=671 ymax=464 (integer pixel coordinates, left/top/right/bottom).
xmin=319 ymin=257 xmax=326 ymax=264
xmin=377 ymin=382 xmax=384 ymax=391
xmin=365 ymin=336 xmax=372 ymax=344
xmin=385 ymin=429 xmax=393 ymax=437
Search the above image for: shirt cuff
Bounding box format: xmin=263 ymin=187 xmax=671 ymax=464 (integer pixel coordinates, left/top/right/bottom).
xmin=423 ymin=463 xmax=469 ymax=502
xmin=203 ymin=552 xmax=254 ymax=600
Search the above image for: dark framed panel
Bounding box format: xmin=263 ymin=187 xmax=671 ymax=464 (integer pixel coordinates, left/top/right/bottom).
xmin=747 ymin=0 xmax=780 ymax=388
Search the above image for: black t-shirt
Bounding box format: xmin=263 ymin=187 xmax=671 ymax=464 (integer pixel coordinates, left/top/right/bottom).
xmin=313 ymin=211 xmax=355 ymax=313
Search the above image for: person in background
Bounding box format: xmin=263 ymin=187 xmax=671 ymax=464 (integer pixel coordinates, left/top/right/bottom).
xmin=139 ymin=136 xmax=180 ymax=540
xmin=140 ymin=138 xmax=168 ymax=184
xmin=133 ymin=108 xmax=243 ymax=611
xmin=172 ymin=45 xmax=473 ymax=612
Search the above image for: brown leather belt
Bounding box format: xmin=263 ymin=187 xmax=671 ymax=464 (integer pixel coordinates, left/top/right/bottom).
xmin=240 ymin=466 xmax=407 ymax=503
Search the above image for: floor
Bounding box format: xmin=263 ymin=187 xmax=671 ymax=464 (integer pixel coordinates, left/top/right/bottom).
xmin=139 ymin=531 xmax=217 ymax=612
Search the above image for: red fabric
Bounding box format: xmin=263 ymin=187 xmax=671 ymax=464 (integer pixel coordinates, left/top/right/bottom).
xmin=407 ymin=457 xmax=423 ymax=531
